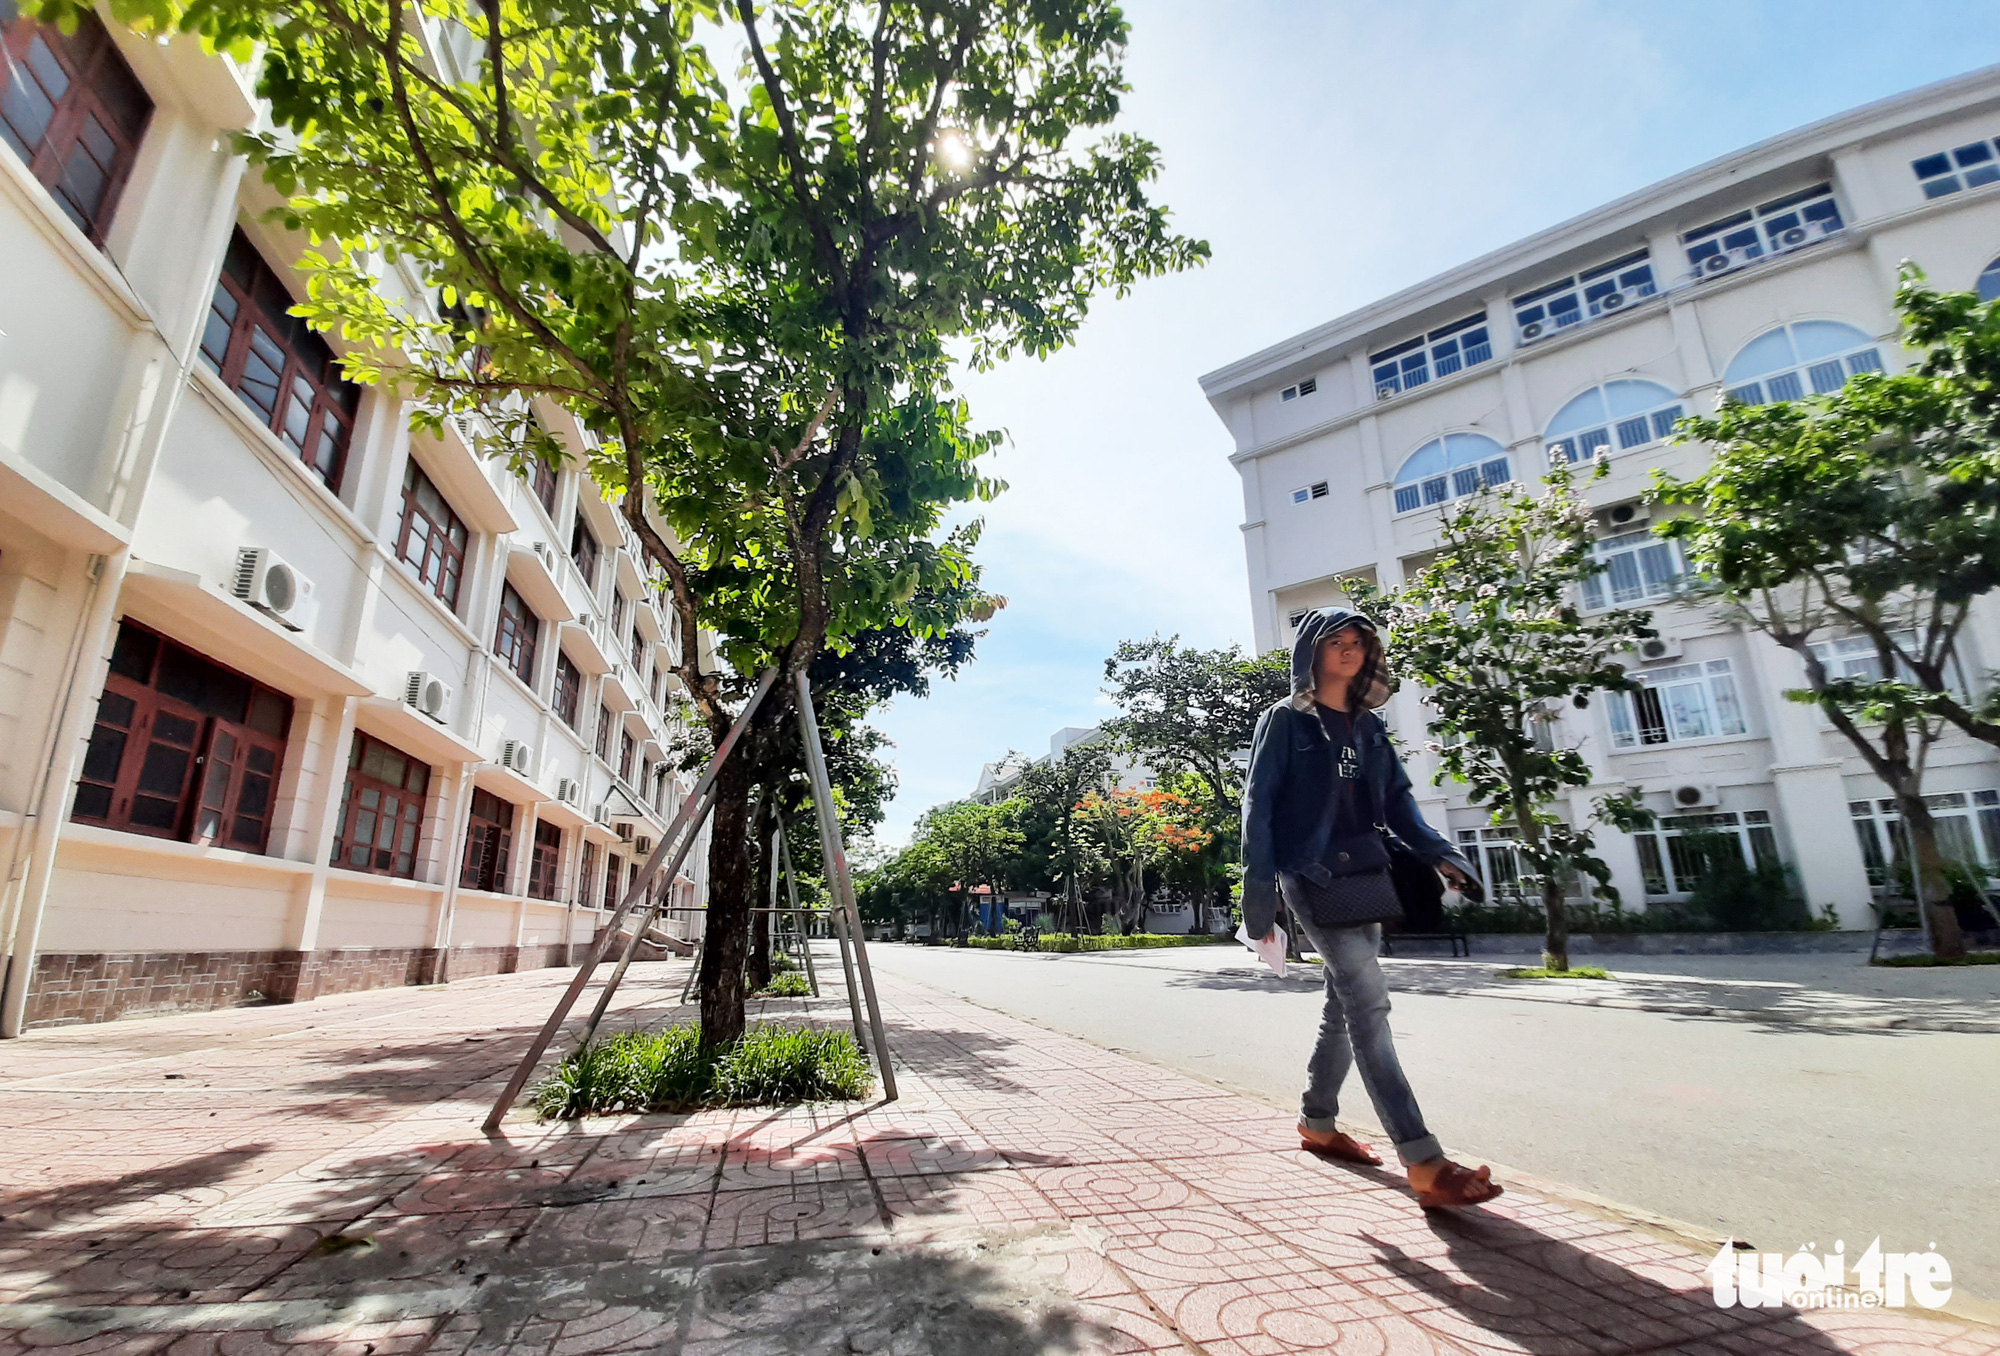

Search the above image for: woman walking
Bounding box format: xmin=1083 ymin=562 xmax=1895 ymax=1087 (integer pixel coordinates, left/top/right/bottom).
xmin=1241 ymin=606 xmax=1503 ymax=1209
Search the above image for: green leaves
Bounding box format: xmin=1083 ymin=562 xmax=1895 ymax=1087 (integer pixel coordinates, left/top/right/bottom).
xmin=1349 ymin=462 xmax=1654 ymax=906
xmin=1652 ymin=266 xmax=2000 ymax=751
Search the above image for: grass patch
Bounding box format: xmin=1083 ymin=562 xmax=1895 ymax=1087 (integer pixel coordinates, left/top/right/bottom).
xmin=1871 ymin=951 xmax=2000 ymax=967
xmin=531 ymin=1022 xmax=872 ymax=1119
xmin=962 ymin=932 xmax=1229 ymax=953
xmin=755 ymin=971 xmax=814 ymax=997
xmin=1500 ymin=965 xmax=1613 ymax=980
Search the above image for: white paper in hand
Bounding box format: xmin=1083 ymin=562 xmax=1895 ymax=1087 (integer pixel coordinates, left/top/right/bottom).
xmin=1236 ymin=921 xmax=1287 ymax=979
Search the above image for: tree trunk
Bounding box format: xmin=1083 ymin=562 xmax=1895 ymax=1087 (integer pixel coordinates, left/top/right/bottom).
xmin=1898 ymin=792 xmax=1967 ymax=960
xmin=1515 ymin=799 xmax=1568 ymax=972
xmin=697 ymin=746 xmax=757 ymax=1048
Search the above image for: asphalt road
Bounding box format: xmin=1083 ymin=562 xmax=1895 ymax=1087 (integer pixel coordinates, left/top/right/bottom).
xmin=860 ymin=941 xmax=2000 ymax=1301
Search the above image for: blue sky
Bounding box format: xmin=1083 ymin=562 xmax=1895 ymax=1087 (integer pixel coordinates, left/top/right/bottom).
xmin=862 ymin=0 xmax=2000 ymax=848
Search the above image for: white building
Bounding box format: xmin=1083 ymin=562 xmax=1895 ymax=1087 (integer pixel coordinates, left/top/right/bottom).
xmin=969 ymin=726 xmax=1154 ymax=805
xmin=1202 ymin=67 xmax=2000 ymax=926
xmin=0 ymin=5 xmax=707 ymax=1030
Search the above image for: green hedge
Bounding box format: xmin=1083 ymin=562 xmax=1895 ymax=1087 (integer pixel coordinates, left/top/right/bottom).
xmin=963 ymin=932 xmax=1231 ymax=953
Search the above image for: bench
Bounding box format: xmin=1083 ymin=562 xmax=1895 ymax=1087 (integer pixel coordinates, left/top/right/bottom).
xmin=1380 ymin=930 xmax=1470 ymax=958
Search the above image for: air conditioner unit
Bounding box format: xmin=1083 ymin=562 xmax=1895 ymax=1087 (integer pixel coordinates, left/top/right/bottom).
xmin=614 ymin=821 xmax=634 ymax=841
xmin=531 ymin=540 xmax=558 ymax=572
xmin=499 ymin=739 xmax=536 ymax=777
xmin=1595 ymin=285 xmax=1649 ymax=315
xmin=556 ymin=776 xmax=580 ymax=805
xmin=1597 ymin=502 xmax=1651 ymax=531
xmin=1375 ymin=382 xmax=1399 ymax=401
xmin=592 ymin=801 xmax=612 ymax=824
xmin=633 ymin=836 xmax=654 ymax=856
xmin=1775 ymin=224 xmax=1811 ymax=250
xmin=233 ymin=548 xmax=317 ymax=632
xmin=1518 ymin=319 xmax=1551 ymax=344
xmin=404 ymin=670 xmax=452 ymax=722
xmin=1669 ymin=782 xmax=1719 ymax=810
xmin=1637 ymin=635 xmax=1684 ymax=664
xmin=1699 ymin=247 xmax=1756 ymax=279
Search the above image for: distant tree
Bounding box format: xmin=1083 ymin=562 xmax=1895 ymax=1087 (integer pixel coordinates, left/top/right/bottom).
xmin=912 ymin=801 xmax=1025 ymax=938
xmin=1013 ymin=742 xmax=1115 ymax=931
xmin=1653 ymin=268 xmax=2000 ymax=956
xmin=1348 ymin=463 xmax=1654 ymax=973
xmin=1101 ymin=638 xmax=1289 ymax=928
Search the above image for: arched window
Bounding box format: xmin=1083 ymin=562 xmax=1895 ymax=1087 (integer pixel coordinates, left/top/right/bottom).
xmin=1545 ymin=380 xmax=1684 ymax=467
xmin=1722 ymin=321 xmax=1882 ymax=405
xmin=1393 ymin=433 xmax=1510 ymax=514
xmin=1978 ymin=255 xmax=2000 ymax=302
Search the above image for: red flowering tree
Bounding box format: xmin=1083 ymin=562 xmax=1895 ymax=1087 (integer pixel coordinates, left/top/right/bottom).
xmin=1078 ymin=789 xmax=1213 ymax=932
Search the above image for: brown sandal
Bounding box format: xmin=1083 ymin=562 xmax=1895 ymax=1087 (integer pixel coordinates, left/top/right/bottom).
xmin=1409 ymin=1159 xmax=1503 ymax=1209
xmin=1298 ymin=1124 xmax=1383 ymax=1166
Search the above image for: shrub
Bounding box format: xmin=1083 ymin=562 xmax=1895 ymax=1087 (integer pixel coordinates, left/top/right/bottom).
xmin=756 ymin=971 xmax=813 ymax=997
xmin=714 ymin=1025 xmax=873 ymax=1105
xmin=532 ymin=1022 xmax=873 ymax=1119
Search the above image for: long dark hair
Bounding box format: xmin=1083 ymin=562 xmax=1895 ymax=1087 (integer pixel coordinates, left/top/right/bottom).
xmin=1315 ymin=622 xmax=1386 ymax=710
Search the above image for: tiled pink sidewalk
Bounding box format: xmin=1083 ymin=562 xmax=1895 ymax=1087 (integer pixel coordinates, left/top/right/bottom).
xmin=0 ymin=958 xmax=1992 ymax=1355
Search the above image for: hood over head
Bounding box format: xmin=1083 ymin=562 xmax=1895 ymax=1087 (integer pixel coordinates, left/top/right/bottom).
xmin=1288 ymin=607 xmax=1395 ymax=712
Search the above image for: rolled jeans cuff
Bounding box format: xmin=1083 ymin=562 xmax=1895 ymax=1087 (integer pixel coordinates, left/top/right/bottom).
xmin=1299 ymin=1115 xmax=1442 ymax=1167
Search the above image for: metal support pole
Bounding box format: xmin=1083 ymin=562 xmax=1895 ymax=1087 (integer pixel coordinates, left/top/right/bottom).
xmin=679 ymin=939 xmax=704 ymax=1004
xmin=577 ymin=786 xmax=719 ymax=1044
xmin=792 ymin=670 xmax=897 ymax=1099
xmin=481 ymin=669 xmax=777 ymax=1133
xmin=776 ymin=832 xmax=819 ymax=997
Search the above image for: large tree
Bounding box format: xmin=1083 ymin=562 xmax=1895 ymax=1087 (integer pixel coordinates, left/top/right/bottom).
xmin=1348 ymin=464 xmax=1654 ymax=973
xmin=1012 ymin=741 xmax=1114 ymax=932
xmin=1652 ymin=269 xmax=2000 ymax=957
xmin=1100 ymin=638 xmax=1289 ymax=930
xmin=78 ymin=0 xmax=1206 ymax=1043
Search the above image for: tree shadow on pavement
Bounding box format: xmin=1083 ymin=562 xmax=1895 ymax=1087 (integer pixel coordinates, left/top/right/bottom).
xmin=1157 ymin=954 xmax=1998 ymax=1037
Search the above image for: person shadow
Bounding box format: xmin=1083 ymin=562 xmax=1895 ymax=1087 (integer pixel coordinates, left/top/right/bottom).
xmin=1354 ymin=1206 xmax=1967 ymax=1354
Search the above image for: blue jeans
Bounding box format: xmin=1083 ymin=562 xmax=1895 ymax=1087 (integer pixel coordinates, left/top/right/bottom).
xmin=1292 ymin=915 xmax=1443 ymax=1166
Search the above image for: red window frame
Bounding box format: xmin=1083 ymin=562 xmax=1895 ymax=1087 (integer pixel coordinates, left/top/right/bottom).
xmin=528 ymin=819 xmax=561 ymax=900
xmin=199 ymin=228 xmax=360 ymax=492
xmin=71 ymin=620 xmax=292 ymax=853
xmin=619 ymin=729 xmax=636 ymax=784
xmin=396 ymin=458 xmax=468 ymax=609
xmin=570 ymin=515 xmax=598 ymax=588
xmin=594 ymin=704 xmax=612 ymax=760
xmin=630 ymin=629 xmax=645 ymax=671
xmin=579 ymin=839 xmax=599 ymax=910
xmin=331 ymin=730 xmax=431 ymax=878
xmin=602 ymin=853 xmax=623 ymax=911
xmin=495 ymin=581 xmax=539 ymax=686
xmin=554 ymin=653 xmax=581 ymax=729
xmin=0 ymin=3 xmax=152 ymax=245
xmin=460 ymin=787 xmax=513 ymax=892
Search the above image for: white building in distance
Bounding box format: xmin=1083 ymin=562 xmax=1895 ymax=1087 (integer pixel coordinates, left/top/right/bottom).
xmin=0 ymin=4 xmax=706 ymax=1030
xmin=1202 ymin=67 xmax=2000 ymax=925
xmin=969 ymin=726 xmax=1154 ymax=806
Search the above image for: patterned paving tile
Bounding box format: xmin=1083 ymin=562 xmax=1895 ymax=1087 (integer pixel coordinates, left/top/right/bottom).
xmin=0 ymin=960 xmax=1989 ymax=1356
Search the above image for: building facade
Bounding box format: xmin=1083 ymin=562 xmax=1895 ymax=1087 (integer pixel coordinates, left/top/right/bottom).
xmin=0 ymin=5 xmax=708 ymax=1031
xmin=1202 ymin=67 xmax=2000 ymax=926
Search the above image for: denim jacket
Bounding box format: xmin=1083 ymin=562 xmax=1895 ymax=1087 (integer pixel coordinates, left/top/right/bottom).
xmin=1238 ymin=607 xmax=1470 ymax=940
